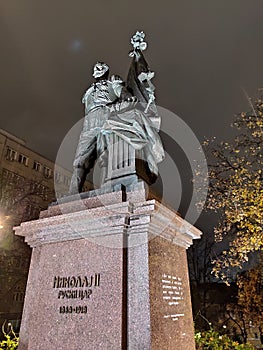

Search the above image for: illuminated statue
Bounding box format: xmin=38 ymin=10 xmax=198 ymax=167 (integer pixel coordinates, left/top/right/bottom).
xmin=69 ymin=31 xmax=164 ymax=194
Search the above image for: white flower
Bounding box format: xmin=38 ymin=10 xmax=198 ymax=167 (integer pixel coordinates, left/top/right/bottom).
xmin=139 ymin=42 xmax=147 ymax=51
xmin=132 ymin=31 xmax=145 ymax=42
xmin=130 ymin=31 xmax=147 ymax=51
xmin=131 ymin=40 xmax=140 ymax=49
xmin=138 ymin=71 xmax=155 ymax=83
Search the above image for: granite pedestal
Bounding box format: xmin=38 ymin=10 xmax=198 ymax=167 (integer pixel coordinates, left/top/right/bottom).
xmin=14 ymin=188 xmax=201 ymax=350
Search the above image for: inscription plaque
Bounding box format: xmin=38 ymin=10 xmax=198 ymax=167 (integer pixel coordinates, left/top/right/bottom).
xmin=162 ymin=273 xmax=185 ymax=321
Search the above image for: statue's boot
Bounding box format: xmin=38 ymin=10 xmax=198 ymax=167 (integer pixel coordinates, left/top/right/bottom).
xmin=68 ymin=168 xmax=86 ymax=195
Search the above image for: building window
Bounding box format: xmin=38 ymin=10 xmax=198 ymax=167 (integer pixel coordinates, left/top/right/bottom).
xmin=55 ymin=172 xmax=61 ymax=183
xmin=41 ymin=185 xmax=49 ymax=201
xmin=63 ymin=175 xmax=70 ymax=186
xmin=18 ymin=154 xmax=28 ymax=166
xmin=2 ymin=168 xmax=13 ymax=183
xmin=2 ymin=168 xmax=23 ymax=186
xmin=23 ymin=203 xmax=39 ymax=221
xmin=43 ymin=166 xmax=52 ymax=178
xmin=29 ymin=183 xmax=49 ymax=201
xmin=5 ymin=147 xmax=17 ymax=161
xmin=33 ymin=161 xmax=41 ymax=171
xmin=7 ymin=319 xmax=21 ymax=332
xmin=13 ymin=292 xmax=24 ymax=302
xmin=30 ymin=182 xmax=38 ymax=193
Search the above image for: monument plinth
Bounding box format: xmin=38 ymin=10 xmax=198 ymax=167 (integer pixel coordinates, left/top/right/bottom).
xmin=14 ymin=187 xmax=201 ymax=350
xmin=15 ymin=31 xmax=203 ymax=349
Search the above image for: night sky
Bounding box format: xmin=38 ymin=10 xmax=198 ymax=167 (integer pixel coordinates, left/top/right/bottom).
xmin=1 ymin=0 xmax=263 ymax=229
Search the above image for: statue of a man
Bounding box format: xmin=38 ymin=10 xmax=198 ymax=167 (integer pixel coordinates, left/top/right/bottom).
xmin=69 ymin=62 xmax=116 ymax=194
xmin=69 ymin=32 xmax=164 ymax=194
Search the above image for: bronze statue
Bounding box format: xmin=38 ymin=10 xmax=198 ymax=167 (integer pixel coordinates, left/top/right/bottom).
xmin=69 ymin=31 xmax=164 ymax=194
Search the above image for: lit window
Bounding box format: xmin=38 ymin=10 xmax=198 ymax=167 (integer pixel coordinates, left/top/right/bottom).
xmin=33 ymin=161 xmax=41 ymax=171
xmin=18 ymin=154 xmax=28 ymax=166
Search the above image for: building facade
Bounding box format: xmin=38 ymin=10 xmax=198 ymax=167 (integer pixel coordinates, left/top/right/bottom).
xmin=0 ymin=128 xmax=81 ymax=337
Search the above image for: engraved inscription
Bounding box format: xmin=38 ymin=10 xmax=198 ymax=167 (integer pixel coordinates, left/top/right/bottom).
xmin=53 ymin=274 xmax=100 ymax=289
xmin=59 ymin=306 xmax=88 ymax=314
xmin=57 ymin=289 xmax=92 ymax=300
xmin=52 ymin=274 xmax=101 ymax=314
xmin=162 ymin=273 xmax=184 ymax=321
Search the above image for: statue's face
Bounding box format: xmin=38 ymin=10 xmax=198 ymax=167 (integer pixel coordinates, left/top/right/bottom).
xmin=93 ymin=62 xmax=109 ymax=79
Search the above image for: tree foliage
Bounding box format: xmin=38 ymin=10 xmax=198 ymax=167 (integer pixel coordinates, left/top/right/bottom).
xmin=0 ymin=170 xmax=54 ymax=225
xmin=235 ymin=258 xmax=263 ymax=331
xmin=0 ymin=323 xmax=18 ymax=350
xmin=188 ymin=234 xmax=216 ymax=285
xmin=237 ymin=259 xmax=263 ymax=327
xmin=224 ymin=258 xmax=263 ymax=345
xmin=203 ymin=92 xmax=263 ymax=277
xmin=195 ymin=327 xmax=254 ymax=350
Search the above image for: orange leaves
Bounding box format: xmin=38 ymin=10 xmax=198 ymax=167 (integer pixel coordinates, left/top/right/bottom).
xmin=202 ymin=93 xmax=263 ymax=277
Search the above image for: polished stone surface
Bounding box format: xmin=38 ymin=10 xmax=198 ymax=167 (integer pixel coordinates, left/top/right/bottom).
xmin=149 ymin=236 xmax=196 ymax=350
xmin=18 ymin=239 xmax=124 ymax=350
xmin=15 ymin=190 xmax=201 ymax=349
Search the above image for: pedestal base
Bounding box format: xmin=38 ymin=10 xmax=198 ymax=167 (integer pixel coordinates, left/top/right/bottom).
xmin=14 ymin=189 xmax=201 ymax=350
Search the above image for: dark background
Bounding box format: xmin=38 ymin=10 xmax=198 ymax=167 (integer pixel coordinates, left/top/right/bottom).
xmin=1 ymin=0 xmax=263 ymax=231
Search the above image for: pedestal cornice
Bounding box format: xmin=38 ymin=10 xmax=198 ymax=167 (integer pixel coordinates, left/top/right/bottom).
xmin=14 ymin=195 xmax=202 ymax=249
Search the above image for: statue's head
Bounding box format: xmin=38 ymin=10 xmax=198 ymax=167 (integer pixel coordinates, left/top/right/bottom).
xmin=93 ymin=62 xmax=109 ymax=79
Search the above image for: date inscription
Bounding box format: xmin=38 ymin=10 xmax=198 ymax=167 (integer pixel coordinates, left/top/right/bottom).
xmin=59 ymin=305 xmax=88 ymax=314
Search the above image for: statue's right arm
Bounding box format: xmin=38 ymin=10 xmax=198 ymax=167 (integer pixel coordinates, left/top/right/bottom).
xmin=82 ymin=86 xmax=94 ymax=104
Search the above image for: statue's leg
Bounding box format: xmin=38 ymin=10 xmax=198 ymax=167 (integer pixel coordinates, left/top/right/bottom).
xmin=69 ymin=132 xmax=98 ymax=194
xmin=98 ymin=156 xmax=107 ymax=186
xmin=69 ymin=167 xmax=86 ymax=194
xmin=96 ymin=132 xmax=109 ymax=186
xmin=69 ymin=107 xmax=110 ymax=193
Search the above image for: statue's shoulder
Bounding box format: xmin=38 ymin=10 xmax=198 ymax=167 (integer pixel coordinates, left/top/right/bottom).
xmin=82 ymin=85 xmax=95 ymax=103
